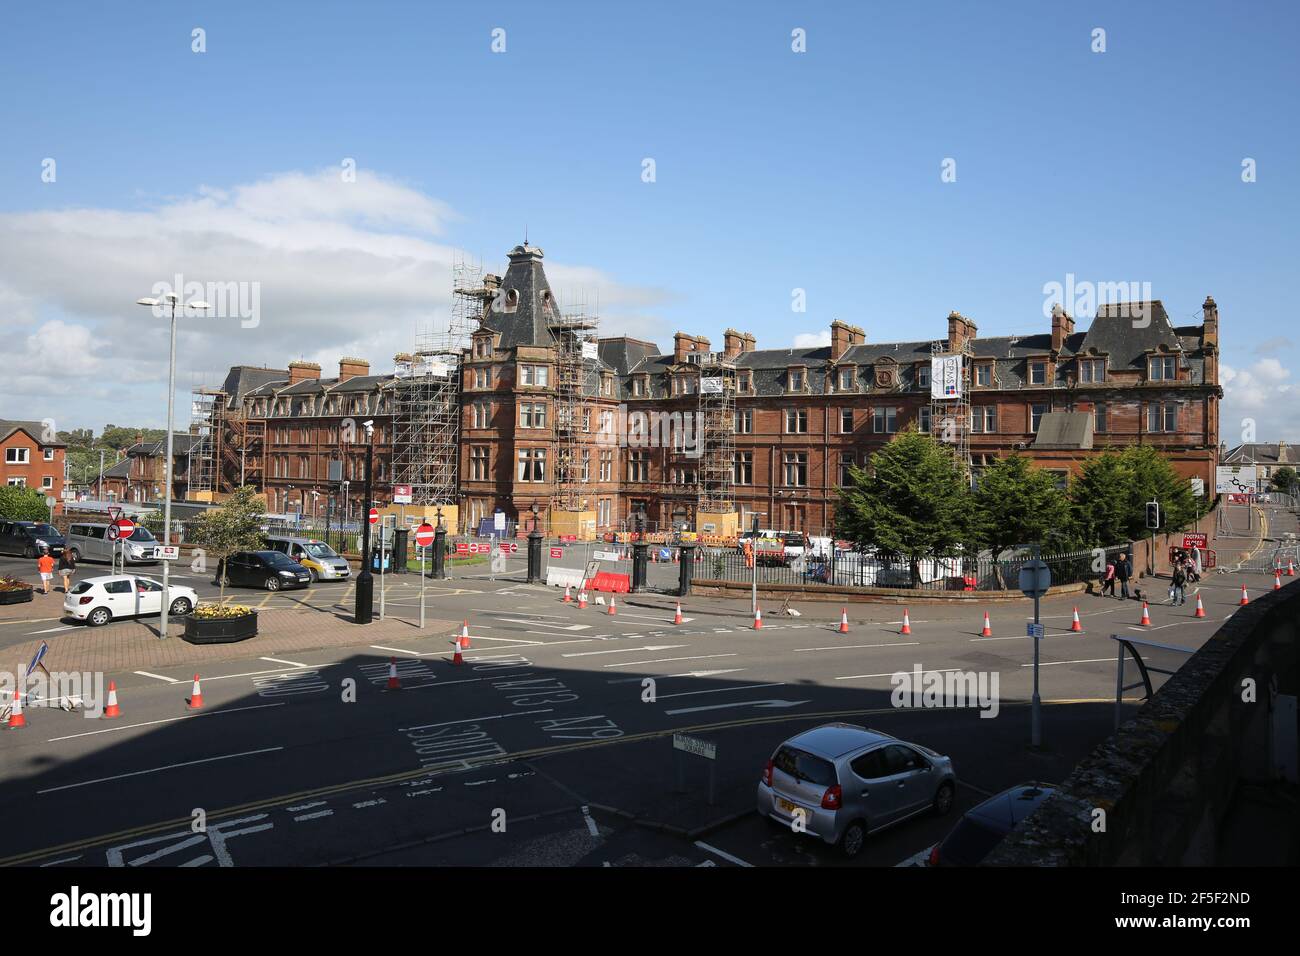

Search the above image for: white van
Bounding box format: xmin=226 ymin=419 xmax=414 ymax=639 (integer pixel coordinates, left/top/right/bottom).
xmin=264 ymin=535 xmax=351 ymax=582
xmin=65 ymin=522 xmax=160 ymax=565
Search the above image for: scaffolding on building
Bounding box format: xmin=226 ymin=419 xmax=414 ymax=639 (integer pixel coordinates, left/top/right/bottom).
xmin=549 ymin=296 xmax=599 ymax=513
xmin=930 ymin=336 xmax=975 ymax=480
xmin=219 ymin=409 xmax=265 ymax=491
xmin=187 ymin=383 xmax=219 ymax=500
xmin=391 ymin=254 xmax=484 ymax=516
xmin=695 ymin=350 xmax=738 ymax=515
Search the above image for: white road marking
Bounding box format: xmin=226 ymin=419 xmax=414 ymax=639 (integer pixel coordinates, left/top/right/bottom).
xmin=836 ymin=667 xmax=964 ymax=681
xmin=581 ymin=805 xmax=600 ymax=837
xmin=133 ymin=671 xmax=180 ymax=683
xmin=605 ymin=667 xmax=747 ymax=684
xmin=37 ymin=747 xmax=285 ymax=794
xmin=46 ymin=702 xmax=287 ymax=742
xmin=294 ymin=810 xmax=334 ymax=822
xmin=370 ymin=644 xmax=436 ymax=657
xmin=352 ymin=799 xmax=387 ymax=809
xmin=794 ymin=642 xmax=919 ymax=653
xmin=694 ymin=841 xmax=754 ymax=867
xmin=259 ymin=657 xmax=306 ymax=667
xmin=398 ymin=709 xmax=553 ymax=733
xmin=603 ymin=653 xmax=738 ymax=669
xmin=1019 ymin=658 xmax=1114 ymax=667
xmin=665 ymin=698 xmax=807 ymax=716
xmin=696 ymin=859 xmax=717 ymax=867
xmin=658 ymin=682 xmax=784 ymax=700
xmin=27 ymin=625 xmax=77 ymax=635
xmin=38 ymin=855 xmax=83 ymax=867
xmin=563 ymin=645 xmax=686 ymax=658
xmin=498 ymin=618 xmax=590 ymax=631
xmin=286 ymin=801 xmax=327 ymax=812
xmin=468 ymin=635 xmax=545 ymax=643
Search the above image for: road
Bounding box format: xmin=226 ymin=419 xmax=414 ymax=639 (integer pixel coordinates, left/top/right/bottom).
xmin=0 ymin=503 xmax=1293 ymax=868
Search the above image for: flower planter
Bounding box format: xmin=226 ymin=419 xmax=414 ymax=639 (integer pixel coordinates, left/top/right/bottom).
xmin=0 ymin=588 xmax=34 ymax=606
xmin=182 ymin=610 xmax=258 ymax=645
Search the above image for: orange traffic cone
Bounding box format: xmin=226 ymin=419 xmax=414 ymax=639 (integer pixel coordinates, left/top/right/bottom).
xmin=673 ymin=602 xmax=683 ymax=625
xmin=900 ymin=608 xmax=911 ymax=635
xmin=7 ymin=687 xmax=25 ymax=729
xmin=451 ymin=638 xmax=464 ymax=666
xmin=1139 ymin=602 xmax=1151 ymax=626
xmin=563 ymin=585 xmax=572 ymax=603
xmin=608 ymin=595 xmax=617 ymax=616
xmin=980 ymin=612 xmax=992 ymax=637
xmin=1194 ymin=594 xmax=1206 ymax=618
xmin=838 ymin=608 xmax=849 ymax=634
xmin=753 ymin=606 xmax=763 ymax=630
xmin=387 ymin=657 xmax=402 ymax=690
xmin=1070 ymin=607 xmax=1082 ymax=632
xmin=577 ymin=590 xmax=588 ymax=609
xmin=187 ymin=674 xmax=203 ymax=709
xmin=460 ymin=620 xmax=472 ymax=649
xmin=1240 ymin=585 xmax=1249 ymax=606
xmin=103 ymin=680 xmax=121 ymax=718
xmin=1288 ymin=560 xmax=1295 ymax=577
xmin=1274 ymin=571 xmax=1282 ymax=591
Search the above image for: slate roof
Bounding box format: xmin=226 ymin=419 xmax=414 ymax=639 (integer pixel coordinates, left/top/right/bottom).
xmin=126 ymin=433 xmax=197 ymax=458
xmin=0 ymin=419 xmax=65 ymax=447
xmin=1078 ymin=301 xmax=1183 ymax=370
xmin=1032 ymin=411 xmax=1094 ymax=450
xmin=1223 ymin=443 xmax=1294 ymax=466
xmin=480 ymin=244 xmax=563 ymax=350
xmin=220 ymin=366 xmax=290 ymax=402
xmin=599 ymin=337 xmax=661 ymax=375
xmin=96 ymin=458 xmax=130 ymax=480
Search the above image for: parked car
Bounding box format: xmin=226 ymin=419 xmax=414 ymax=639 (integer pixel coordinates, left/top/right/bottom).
xmin=0 ymin=520 xmax=65 ymax=558
xmin=264 ymin=535 xmax=350 ymax=582
xmin=65 ymin=522 xmax=160 ymax=565
xmin=64 ymin=574 xmax=198 ymax=627
xmin=756 ymin=722 xmax=956 ymax=858
xmin=219 ymin=550 xmax=312 ymax=591
xmin=926 ymin=782 xmax=1057 ymax=866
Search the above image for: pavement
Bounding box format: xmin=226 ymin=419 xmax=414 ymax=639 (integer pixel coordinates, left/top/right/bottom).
xmin=0 ymin=502 xmax=1293 ymax=868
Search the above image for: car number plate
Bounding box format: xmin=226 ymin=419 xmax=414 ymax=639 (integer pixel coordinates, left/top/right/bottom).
xmin=777 ymin=798 xmax=802 ymax=815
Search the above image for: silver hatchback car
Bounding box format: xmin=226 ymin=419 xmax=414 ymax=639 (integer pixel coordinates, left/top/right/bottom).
xmin=756 ymin=723 xmax=956 ymax=858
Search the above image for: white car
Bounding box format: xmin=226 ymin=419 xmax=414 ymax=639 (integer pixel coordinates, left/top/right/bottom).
xmin=64 ymin=575 xmax=198 ymax=627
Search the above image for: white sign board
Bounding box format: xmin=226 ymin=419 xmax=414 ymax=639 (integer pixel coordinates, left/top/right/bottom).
xmin=1190 ymin=477 xmax=1205 ymax=498
xmin=153 ymin=546 xmax=181 ymax=560
xmin=699 ymin=376 xmax=724 ymax=394
xmin=673 ymin=733 xmax=717 ymax=760
xmin=493 ymin=511 xmax=507 ymax=532
xmin=1215 ymin=466 xmax=1257 ymax=495
xmin=581 ymin=341 xmax=599 ymax=361
xmin=392 ymin=484 xmax=412 ymax=504
xmin=931 ymin=355 xmax=962 ymax=400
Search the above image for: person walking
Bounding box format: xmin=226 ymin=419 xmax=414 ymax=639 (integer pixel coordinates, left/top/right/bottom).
xmin=57 ymin=545 xmax=77 ymax=592
xmin=1191 ymin=544 xmax=1203 ymax=579
xmin=36 ymin=547 xmax=56 ymax=595
xmin=1101 ymin=559 xmax=1117 ymax=598
xmin=1170 ymin=562 xmax=1187 ymax=606
xmin=1116 ymin=552 xmax=1132 ymax=600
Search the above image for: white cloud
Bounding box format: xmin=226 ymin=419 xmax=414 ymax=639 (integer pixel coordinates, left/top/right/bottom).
xmin=0 ymin=169 xmax=669 ymax=430
xmin=792 ymin=330 xmax=832 ymax=348
xmin=1221 ymin=358 xmax=1300 ymax=443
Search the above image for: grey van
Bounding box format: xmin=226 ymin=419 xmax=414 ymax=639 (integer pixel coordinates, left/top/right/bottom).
xmin=264 ymin=536 xmax=350 ymax=582
xmin=66 ymin=522 xmax=159 ymax=565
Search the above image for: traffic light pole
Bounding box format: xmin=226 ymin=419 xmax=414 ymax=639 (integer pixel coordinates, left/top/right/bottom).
xmin=353 ymin=435 xmax=374 ymax=625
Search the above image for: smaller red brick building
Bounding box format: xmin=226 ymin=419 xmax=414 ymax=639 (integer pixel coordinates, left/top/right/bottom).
xmin=0 ymin=419 xmax=67 ymax=512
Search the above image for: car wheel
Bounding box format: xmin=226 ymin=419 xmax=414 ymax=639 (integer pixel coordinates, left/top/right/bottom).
xmin=87 ymin=607 xmax=111 ymax=627
xmin=933 ymin=781 xmax=956 ymax=816
xmin=839 ymin=820 xmax=867 ymax=859
xmin=170 ymin=597 xmax=193 ymax=616
xmin=67 ymin=548 xmax=81 ymax=562
xmin=264 ymin=577 xmax=281 ymax=592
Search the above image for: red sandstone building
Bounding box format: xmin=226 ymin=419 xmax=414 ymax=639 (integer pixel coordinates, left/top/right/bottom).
xmin=0 ymin=419 xmax=66 ymax=510
xmin=192 ymin=243 xmax=1222 ymax=536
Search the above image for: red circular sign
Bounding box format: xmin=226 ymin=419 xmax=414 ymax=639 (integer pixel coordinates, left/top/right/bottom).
xmin=368 ymin=508 xmax=379 ymax=525
xmin=112 ymin=518 xmax=135 ymax=539
xmin=414 ymin=523 xmax=435 ymax=547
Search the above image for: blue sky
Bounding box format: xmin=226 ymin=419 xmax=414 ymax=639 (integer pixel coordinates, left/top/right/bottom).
xmin=1 ymin=0 xmax=1297 ymax=440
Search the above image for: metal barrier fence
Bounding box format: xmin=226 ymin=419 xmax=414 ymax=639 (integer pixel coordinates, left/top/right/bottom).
xmin=1219 ymin=542 xmax=1300 ymax=574
xmin=695 ymin=543 xmax=1132 ymax=593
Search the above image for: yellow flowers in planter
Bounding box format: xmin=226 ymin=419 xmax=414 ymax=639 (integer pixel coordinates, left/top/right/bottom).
xmin=0 ymin=576 xmax=33 ymax=592
xmin=192 ymin=603 xmax=256 ymax=620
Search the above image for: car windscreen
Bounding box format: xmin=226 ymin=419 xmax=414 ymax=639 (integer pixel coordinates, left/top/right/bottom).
xmin=938 ymin=817 xmax=1006 ymax=866
xmin=303 ymin=543 xmax=338 ymax=559
xmin=772 ymin=746 xmax=837 ymax=786
xmin=30 ymin=524 xmax=60 ymax=538
xmin=128 ymin=528 xmax=156 ymax=542
xmin=263 ymin=552 xmax=301 ymax=568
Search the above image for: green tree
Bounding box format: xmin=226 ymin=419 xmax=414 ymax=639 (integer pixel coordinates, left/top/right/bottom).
xmin=1119 ymin=446 xmax=1196 ymax=537
xmin=835 ymin=430 xmax=972 ymax=585
xmin=0 ymin=486 xmax=52 ymax=521
xmin=971 ymin=454 xmax=1072 ymax=584
xmin=1068 ymin=452 xmax=1132 ymax=547
xmin=1272 ymin=466 xmax=1297 ymax=496
xmin=191 ymin=486 xmax=266 ymax=601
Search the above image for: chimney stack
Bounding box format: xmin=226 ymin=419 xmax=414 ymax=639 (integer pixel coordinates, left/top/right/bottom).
xmin=673 ymin=332 xmax=696 ymax=364
xmin=1050 ymin=304 xmax=1075 ymax=353
xmin=288 ymin=360 xmax=321 ymax=385
xmin=723 ymin=329 xmax=746 ymax=357
xmin=338 ymin=357 xmax=370 ymax=382
xmin=946 ymin=312 xmax=977 ymax=352
xmin=1201 ymin=296 xmax=1218 ymax=384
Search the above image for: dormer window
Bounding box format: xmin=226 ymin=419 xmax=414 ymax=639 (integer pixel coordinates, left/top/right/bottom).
xmin=1079 ymin=358 xmax=1106 ymax=383
xmin=632 ymin=377 xmax=646 ymax=398
xmin=975 ymin=363 xmax=992 ymax=387
xmin=474 ymin=337 xmax=492 ymax=359
xmin=601 ymin=375 xmax=613 ymax=397
xmin=788 ymin=368 xmax=806 ymax=392
xmin=916 ymin=364 xmax=930 ymax=390
xmin=1149 ymin=356 xmax=1177 ymax=381
xmin=505 ymin=289 xmax=519 ymax=310
xmin=1029 ymin=361 xmax=1047 ymax=386
xmin=838 ymin=367 xmax=856 ymax=391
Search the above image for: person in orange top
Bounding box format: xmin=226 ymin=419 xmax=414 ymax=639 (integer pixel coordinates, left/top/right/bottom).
xmin=36 ymin=548 xmax=56 ymax=594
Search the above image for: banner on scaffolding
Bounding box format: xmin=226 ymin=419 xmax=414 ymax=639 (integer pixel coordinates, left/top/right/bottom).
xmin=931 ymin=355 xmax=962 ymax=399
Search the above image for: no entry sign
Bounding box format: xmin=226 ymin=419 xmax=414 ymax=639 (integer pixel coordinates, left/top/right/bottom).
xmin=107 ymin=517 xmax=135 ymax=540
xmin=414 ymin=523 xmax=435 ymax=547
xmin=368 ymin=508 xmax=379 ymax=525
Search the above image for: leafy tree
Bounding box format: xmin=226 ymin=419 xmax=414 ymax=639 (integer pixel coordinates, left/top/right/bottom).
xmin=835 ymin=430 xmax=972 ymax=585
xmin=1119 ymin=446 xmax=1196 ymax=537
xmin=0 ymin=486 xmax=52 ymax=521
xmin=191 ymin=486 xmax=266 ymax=601
xmin=1272 ymin=466 xmax=1297 ymax=496
xmin=98 ymin=426 xmax=165 ymax=451
xmin=1068 ymin=452 xmax=1133 ymax=547
xmin=971 ymin=454 xmax=1072 ymax=584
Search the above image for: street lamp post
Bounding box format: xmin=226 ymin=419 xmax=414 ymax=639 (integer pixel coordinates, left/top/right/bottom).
xmin=137 ymin=292 xmax=209 ymax=640
xmin=354 ymin=421 xmax=375 ymax=624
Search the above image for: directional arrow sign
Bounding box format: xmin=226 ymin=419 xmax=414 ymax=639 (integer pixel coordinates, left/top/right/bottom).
xmin=664 ymin=699 xmax=809 ymax=716
xmin=497 ymin=619 xmax=590 ymax=631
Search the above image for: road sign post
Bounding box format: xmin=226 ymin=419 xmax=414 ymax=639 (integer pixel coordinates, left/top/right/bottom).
xmin=673 ymin=733 xmax=718 ymax=806
xmin=1019 ymin=551 xmax=1052 ymax=748
xmin=415 ymin=522 xmax=435 ymax=629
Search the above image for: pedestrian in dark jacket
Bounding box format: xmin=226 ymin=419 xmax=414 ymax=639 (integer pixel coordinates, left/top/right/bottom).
xmin=57 ymin=547 xmax=77 ymax=592
xmin=1115 ymin=553 xmax=1132 ymax=600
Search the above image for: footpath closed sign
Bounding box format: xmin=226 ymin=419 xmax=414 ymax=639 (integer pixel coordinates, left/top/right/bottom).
xmin=673 ymin=733 xmax=716 ymax=760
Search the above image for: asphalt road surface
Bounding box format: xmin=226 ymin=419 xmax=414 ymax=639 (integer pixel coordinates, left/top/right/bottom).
xmin=0 ymin=504 xmax=1292 ymax=868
